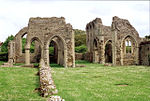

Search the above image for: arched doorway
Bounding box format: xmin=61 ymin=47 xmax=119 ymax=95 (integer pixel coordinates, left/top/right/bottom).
xmin=46 ymin=35 xmax=67 ymax=67
xmin=49 ymin=40 xmax=58 ymax=64
xmin=105 ymin=40 xmax=112 ymax=63
xmin=93 ymin=39 xmax=99 ymax=63
xmin=25 ymin=37 xmax=42 ymax=66
xmin=30 ymin=40 xmax=42 ymax=63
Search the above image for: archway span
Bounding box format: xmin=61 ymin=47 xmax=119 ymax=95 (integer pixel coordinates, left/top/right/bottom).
xmin=93 ymin=38 xmax=99 ymax=63
xmin=45 ymin=34 xmax=67 ymax=67
xmin=25 ymin=37 xmax=43 ymax=65
xmin=104 ymin=40 xmax=112 ymax=63
xmin=121 ymin=35 xmax=137 ymax=65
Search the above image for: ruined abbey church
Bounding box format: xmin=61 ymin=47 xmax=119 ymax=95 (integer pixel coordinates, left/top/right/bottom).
xmin=6 ymin=16 xmax=150 ymax=67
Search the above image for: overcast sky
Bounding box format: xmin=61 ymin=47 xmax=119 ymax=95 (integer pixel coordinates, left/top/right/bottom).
xmin=0 ymin=0 xmax=149 ymax=42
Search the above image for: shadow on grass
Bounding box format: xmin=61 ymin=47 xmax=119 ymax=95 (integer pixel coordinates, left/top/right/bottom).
xmin=50 ymin=63 xmax=64 ymax=68
xmin=75 ymin=60 xmax=91 ymax=64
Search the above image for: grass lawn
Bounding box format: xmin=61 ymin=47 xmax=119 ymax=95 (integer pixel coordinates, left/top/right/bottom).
xmin=0 ymin=60 xmax=150 ymax=101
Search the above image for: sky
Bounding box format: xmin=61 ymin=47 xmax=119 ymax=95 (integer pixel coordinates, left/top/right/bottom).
xmin=0 ymin=0 xmax=149 ymax=42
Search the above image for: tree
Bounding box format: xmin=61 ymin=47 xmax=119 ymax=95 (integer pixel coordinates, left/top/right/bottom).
xmin=1 ymin=35 xmax=14 ymax=52
xmin=74 ymin=29 xmax=86 ymax=47
xmin=145 ymin=35 xmax=150 ymax=39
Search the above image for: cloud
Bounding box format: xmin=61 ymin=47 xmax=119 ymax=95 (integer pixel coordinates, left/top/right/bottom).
xmin=0 ymin=0 xmax=149 ymax=42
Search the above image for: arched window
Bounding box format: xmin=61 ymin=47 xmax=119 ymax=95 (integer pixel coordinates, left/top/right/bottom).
xmin=125 ymin=40 xmax=132 ymax=54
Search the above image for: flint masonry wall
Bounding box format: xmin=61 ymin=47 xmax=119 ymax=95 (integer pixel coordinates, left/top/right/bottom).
xmin=86 ymin=16 xmax=142 ymax=66
xmin=139 ymin=41 xmax=150 ymax=66
xmin=8 ymin=17 xmax=75 ymax=67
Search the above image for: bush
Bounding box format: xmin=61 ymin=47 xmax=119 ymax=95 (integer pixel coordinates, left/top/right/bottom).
xmin=0 ymin=52 xmax=8 ymax=61
xmin=1 ymin=35 xmax=14 ymax=52
xmin=75 ymin=45 xmax=87 ymax=53
xmin=49 ymin=47 xmax=54 ymax=55
xmin=74 ymin=29 xmax=86 ymax=47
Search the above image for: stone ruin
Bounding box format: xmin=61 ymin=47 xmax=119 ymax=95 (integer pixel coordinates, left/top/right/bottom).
xmin=85 ymin=16 xmax=149 ymax=66
xmin=139 ymin=41 xmax=150 ymax=65
xmin=7 ymin=17 xmax=75 ymax=68
xmin=4 ymin=17 xmax=76 ymax=99
xmin=1 ymin=16 xmax=149 ymax=100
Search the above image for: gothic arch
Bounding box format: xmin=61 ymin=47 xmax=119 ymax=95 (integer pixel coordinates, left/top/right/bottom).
xmin=104 ymin=40 xmax=112 ymax=63
xmin=45 ymin=34 xmax=67 ymax=67
xmin=121 ymin=35 xmax=138 ymax=65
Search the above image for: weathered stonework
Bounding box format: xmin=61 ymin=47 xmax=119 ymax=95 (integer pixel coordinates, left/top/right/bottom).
xmin=39 ymin=59 xmax=57 ymax=97
xmin=8 ymin=17 xmax=75 ymax=67
xmin=139 ymin=41 xmax=150 ymax=66
xmin=86 ymin=16 xmax=142 ymax=65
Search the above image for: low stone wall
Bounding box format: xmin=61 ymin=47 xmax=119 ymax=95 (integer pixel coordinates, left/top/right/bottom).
xmin=39 ymin=59 xmax=57 ymax=97
xmin=83 ymin=52 xmax=93 ymax=62
xmin=75 ymin=52 xmax=93 ymax=62
xmin=75 ymin=53 xmax=83 ymax=60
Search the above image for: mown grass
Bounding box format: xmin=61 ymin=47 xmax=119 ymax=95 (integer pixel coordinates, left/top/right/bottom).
xmin=52 ymin=61 xmax=150 ymax=101
xmin=0 ymin=60 xmax=150 ymax=101
xmin=0 ymin=66 xmax=46 ymax=101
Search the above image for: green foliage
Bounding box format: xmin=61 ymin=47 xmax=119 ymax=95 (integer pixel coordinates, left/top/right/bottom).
xmin=1 ymin=35 xmax=14 ymax=52
xmin=145 ymin=35 xmax=150 ymax=39
xmin=75 ymin=45 xmax=87 ymax=53
xmin=0 ymin=52 xmax=8 ymax=61
xmin=30 ymin=41 xmax=35 ymax=53
xmin=22 ymin=38 xmax=26 ymax=53
xmin=74 ymin=29 xmax=86 ymax=47
xmin=22 ymin=38 xmax=35 ymax=53
xmin=49 ymin=47 xmax=54 ymax=55
xmin=126 ymin=46 xmax=131 ymax=53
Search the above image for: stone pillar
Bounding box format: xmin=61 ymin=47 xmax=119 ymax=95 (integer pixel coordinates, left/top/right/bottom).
xmin=8 ymin=41 xmax=15 ymax=67
xmin=57 ymin=49 xmax=60 ymax=65
xmin=112 ymin=30 xmax=117 ymax=66
xmin=72 ymin=31 xmax=75 ymax=68
xmin=25 ymin=48 xmax=30 ymax=65
xmin=64 ymin=48 xmax=67 ymax=68
xmin=136 ymin=46 xmax=139 ymax=65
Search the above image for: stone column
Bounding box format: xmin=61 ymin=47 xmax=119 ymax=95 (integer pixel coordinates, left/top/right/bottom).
xmin=112 ymin=30 xmax=117 ymax=66
xmin=72 ymin=31 xmax=75 ymax=68
xmin=25 ymin=48 xmax=30 ymax=65
xmin=57 ymin=49 xmax=60 ymax=65
xmin=8 ymin=41 xmax=15 ymax=67
xmin=64 ymin=48 xmax=67 ymax=68
xmin=136 ymin=46 xmax=139 ymax=65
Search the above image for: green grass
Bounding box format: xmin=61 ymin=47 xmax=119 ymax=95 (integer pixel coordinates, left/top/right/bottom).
xmin=52 ymin=61 xmax=150 ymax=101
xmin=0 ymin=66 xmax=46 ymax=101
xmin=0 ymin=60 xmax=150 ymax=101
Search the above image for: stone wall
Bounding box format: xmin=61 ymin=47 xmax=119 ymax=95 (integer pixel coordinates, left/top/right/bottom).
xmin=39 ymin=59 xmax=57 ymax=97
xmin=8 ymin=17 xmax=75 ymax=68
xmin=75 ymin=53 xmax=83 ymax=60
xmin=86 ymin=16 xmax=141 ymax=66
xmin=139 ymin=41 xmax=150 ymax=66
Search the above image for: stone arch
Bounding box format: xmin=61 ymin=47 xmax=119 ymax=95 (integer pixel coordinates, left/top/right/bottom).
xmin=21 ymin=33 xmax=27 ymax=54
xmin=14 ymin=27 xmax=28 ymax=56
xmin=25 ymin=37 xmax=43 ymax=65
xmin=121 ymin=35 xmax=138 ymax=65
xmin=104 ymin=40 xmax=112 ymax=63
xmin=93 ymin=38 xmax=99 ymax=63
xmin=45 ymin=34 xmax=67 ymax=67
